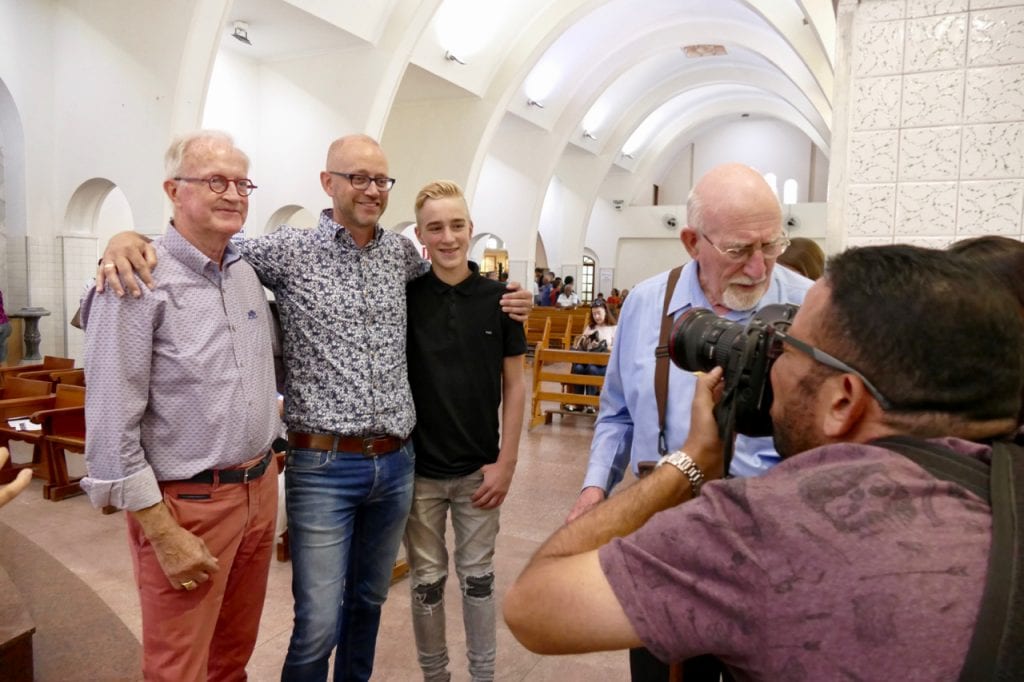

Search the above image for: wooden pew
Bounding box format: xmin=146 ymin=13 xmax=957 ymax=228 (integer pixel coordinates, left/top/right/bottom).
xmin=31 ymin=384 xmax=87 ymax=501
xmin=525 ymin=307 xmax=585 ymax=351
xmin=0 ymin=377 xmax=57 ymax=485
xmin=15 ymin=366 xmax=83 ymax=385
xmin=529 ymin=342 xmax=611 ymax=427
xmin=0 ymin=356 xmax=74 ymax=388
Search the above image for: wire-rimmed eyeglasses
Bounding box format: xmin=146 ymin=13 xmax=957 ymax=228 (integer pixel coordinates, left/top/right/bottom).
xmin=771 ymin=329 xmax=894 ymax=410
xmin=328 ymin=171 xmax=396 ymax=192
xmin=174 ymin=175 xmax=257 ymax=196
xmin=701 ymin=232 xmax=790 ymax=262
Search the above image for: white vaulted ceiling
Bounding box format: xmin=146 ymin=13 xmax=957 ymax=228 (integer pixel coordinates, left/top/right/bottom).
xmin=219 ymin=0 xmax=833 ymax=188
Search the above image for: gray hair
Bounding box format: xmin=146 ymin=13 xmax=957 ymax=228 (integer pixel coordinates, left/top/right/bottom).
xmin=686 ymin=185 xmax=705 ymax=232
xmin=164 ymin=130 xmax=249 ymax=179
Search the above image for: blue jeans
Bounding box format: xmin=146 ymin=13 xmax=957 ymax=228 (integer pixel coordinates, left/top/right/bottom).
xmin=281 ymin=441 xmax=415 ymax=682
xmin=571 ymin=363 xmax=607 ymax=395
xmin=404 ymin=471 xmax=500 ymax=681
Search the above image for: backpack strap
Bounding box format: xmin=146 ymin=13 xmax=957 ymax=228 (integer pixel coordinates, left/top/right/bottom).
xmin=871 ymin=435 xmax=989 ymax=501
xmin=870 ymin=436 xmax=1022 ymax=681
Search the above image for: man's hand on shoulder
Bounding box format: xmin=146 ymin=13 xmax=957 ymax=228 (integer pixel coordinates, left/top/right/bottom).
xmin=501 ymin=281 xmax=534 ymax=322
xmin=96 ymin=231 xmax=158 ymax=298
xmin=566 ymin=486 xmax=606 ymax=523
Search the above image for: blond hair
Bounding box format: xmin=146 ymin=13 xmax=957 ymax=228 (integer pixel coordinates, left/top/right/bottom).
xmin=414 ymin=180 xmax=467 ymax=220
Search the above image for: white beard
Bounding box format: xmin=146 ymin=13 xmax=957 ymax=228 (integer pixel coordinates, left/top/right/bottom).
xmin=722 ymin=280 xmax=769 ymax=311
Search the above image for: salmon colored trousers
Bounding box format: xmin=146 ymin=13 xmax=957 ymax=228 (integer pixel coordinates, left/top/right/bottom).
xmin=127 ymin=457 xmax=278 ymax=682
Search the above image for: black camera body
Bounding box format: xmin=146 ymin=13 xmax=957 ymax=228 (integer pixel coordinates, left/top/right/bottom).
xmin=668 ymin=303 xmax=799 ymax=437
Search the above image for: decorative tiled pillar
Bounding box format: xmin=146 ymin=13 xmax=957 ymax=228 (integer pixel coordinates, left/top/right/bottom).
xmin=830 ymin=0 xmax=1024 ymax=249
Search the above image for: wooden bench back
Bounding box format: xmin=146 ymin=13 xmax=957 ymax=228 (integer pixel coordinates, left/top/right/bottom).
xmin=529 ymin=344 xmax=611 ymax=427
xmin=53 ymin=384 xmax=86 ymax=410
xmin=0 ymin=377 xmax=53 ymax=400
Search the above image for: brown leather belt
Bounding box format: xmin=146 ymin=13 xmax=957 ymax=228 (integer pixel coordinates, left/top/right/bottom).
xmin=287 ymin=431 xmax=405 ymax=457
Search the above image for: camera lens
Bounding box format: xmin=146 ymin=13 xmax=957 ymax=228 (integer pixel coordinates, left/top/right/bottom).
xmin=668 ymin=308 xmax=748 ymax=372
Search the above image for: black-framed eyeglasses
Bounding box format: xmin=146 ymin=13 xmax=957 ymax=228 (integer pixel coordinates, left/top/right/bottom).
xmin=700 ymin=232 xmax=790 ymax=262
xmin=174 ymin=175 xmax=257 ymax=196
xmin=771 ymin=329 xmax=894 ymax=410
xmin=328 ymin=171 xmax=396 ymax=191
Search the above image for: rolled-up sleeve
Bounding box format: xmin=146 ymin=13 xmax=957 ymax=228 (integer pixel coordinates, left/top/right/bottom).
xmin=80 ymin=284 xmax=163 ymax=511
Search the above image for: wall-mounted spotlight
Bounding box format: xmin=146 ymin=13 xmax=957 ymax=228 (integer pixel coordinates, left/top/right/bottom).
xmin=582 ymin=130 xmax=597 ymax=141
xmin=232 ymin=21 xmax=252 ymax=46
xmin=444 ymin=50 xmax=466 ymax=65
xmin=621 ymin=152 xmax=635 ymax=160
xmin=526 ymin=99 xmax=544 ymax=109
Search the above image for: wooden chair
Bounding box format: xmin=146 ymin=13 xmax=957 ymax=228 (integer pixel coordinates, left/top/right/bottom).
xmin=31 ymin=384 xmax=86 ymax=501
xmin=0 ymin=377 xmax=57 ymax=485
xmin=0 ymin=356 xmax=75 ymax=388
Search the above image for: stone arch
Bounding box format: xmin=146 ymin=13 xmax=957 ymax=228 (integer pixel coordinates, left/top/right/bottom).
xmin=265 ymin=204 xmax=317 ymax=234
xmin=63 ymin=178 xmax=119 ymax=234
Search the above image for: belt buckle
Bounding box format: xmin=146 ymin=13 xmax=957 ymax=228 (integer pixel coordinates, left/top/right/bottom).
xmin=362 ymin=438 xmax=376 ymax=457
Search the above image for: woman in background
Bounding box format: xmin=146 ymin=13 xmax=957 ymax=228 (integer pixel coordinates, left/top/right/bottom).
xmin=567 ymin=300 xmax=617 ymax=413
xmin=777 ymin=237 xmax=825 ymax=280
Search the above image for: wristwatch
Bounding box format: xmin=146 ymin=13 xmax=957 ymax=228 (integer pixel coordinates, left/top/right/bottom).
xmin=656 ymin=450 xmax=705 ymax=496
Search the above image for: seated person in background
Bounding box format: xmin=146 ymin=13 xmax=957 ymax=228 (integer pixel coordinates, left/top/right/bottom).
xmin=566 ymin=300 xmax=617 ymax=413
xmin=535 ymin=273 xmax=553 ymax=306
xmin=556 ymin=283 xmax=580 ymax=308
xmin=605 ymin=288 xmax=621 ymax=314
xmin=404 ymin=180 xmax=527 ymax=681
xmin=548 ymin=277 xmax=563 ymax=306
xmin=777 ymin=236 xmax=826 ymax=280
xmin=504 ymin=244 xmax=1024 ymax=680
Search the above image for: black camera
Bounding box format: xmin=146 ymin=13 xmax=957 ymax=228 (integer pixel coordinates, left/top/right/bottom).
xmin=668 ymin=304 xmax=799 ymax=437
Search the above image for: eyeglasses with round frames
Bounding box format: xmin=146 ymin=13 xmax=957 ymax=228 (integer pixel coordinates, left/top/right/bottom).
xmin=770 ymin=329 xmax=894 ymax=410
xmin=174 ymin=175 xmax=257 ymax=196
xmin=700 ymin=232 xmax=790 ymax=262
xmin=328 ymin=171 xmax=396 ymax=192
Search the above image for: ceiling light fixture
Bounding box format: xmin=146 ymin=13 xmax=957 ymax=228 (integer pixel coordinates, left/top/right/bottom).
xmin=232 ymin=21 xmax=252 ymax=46
xmin=444 ymin=50 xmax=466 ymax=65
xmin=621 ymin=152 xmax=635 ymax=160
xmin=526 ymin=98 xmax=544 ymax=109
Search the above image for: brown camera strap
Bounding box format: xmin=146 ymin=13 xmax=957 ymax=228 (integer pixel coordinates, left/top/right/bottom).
xmin=655 ymin=266 xmax=684 ymax=456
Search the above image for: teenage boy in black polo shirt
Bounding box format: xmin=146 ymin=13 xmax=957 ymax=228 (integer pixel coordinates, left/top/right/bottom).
xmin=404 ymin=181 xmax=527 ymax=681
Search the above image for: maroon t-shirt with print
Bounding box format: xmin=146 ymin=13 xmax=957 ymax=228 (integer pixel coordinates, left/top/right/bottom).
xmin=600 ymin=439 xmax=990 ymax=681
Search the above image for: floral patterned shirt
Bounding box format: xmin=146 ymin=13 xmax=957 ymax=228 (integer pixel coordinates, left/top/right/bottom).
xmin=240 ymin=209 xmax=428 ymax=438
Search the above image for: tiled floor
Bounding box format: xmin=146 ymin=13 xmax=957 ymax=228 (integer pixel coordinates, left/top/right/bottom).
xmin=1 ymin=365 xmax=630 ymax=681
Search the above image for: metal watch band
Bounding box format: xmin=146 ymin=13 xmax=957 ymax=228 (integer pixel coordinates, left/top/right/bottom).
xmin=656 ymin=450 xmax=705 ymax=496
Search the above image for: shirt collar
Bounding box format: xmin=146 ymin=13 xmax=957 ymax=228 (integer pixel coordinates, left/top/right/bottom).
xmin=164 ymin=221 xmax=242 ymax=277
xmin=317 ymin=208 xmax=382 ymax=248
xmin=425 ymin=261 xmax=481 ymax=295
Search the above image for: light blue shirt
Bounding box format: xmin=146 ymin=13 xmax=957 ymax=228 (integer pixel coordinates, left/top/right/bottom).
xmin=581 ymin=261 xmax=813 ymax=492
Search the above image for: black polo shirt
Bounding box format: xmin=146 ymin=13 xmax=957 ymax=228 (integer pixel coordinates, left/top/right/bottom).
xmin=406 ymin=264 xmax=527 ymax=479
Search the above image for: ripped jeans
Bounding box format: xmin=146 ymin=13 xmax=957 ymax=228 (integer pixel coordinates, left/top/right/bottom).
xmin=403 ymin=471 xmax=500 ymax=682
